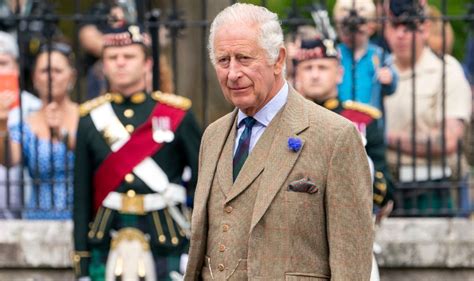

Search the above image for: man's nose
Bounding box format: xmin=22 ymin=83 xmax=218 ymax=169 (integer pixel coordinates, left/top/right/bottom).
xmin=227 ymin=59 xmax=242 ymax=81
xmin=311 ymin=69 xmax=320 ymax=79
xmin=116 ymin=56 xmax=126 ymax=65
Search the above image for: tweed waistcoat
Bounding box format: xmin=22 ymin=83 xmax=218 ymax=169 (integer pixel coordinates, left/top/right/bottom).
xmin=202 ymin=113 xmax=282 ymax=280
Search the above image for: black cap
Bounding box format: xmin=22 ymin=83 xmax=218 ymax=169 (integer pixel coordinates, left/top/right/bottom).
xmin=103 ymin=24 xmax=151 ymax=48
xmin=389 ymin=0 xmax=425 ymax=19
xmin=293 ymin=38 xmax=339 ymax=64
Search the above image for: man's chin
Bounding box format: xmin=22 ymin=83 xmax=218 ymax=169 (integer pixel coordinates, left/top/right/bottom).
xmin=304 ymin=92 xmax=326 ymax=102
xmin=231 ymin=97 xmax=255 ymax=111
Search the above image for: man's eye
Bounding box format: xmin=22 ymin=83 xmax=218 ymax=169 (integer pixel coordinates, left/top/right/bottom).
xmin=218 ymin=57 xmax=229 ymax=64
xmin=239 ymin=56 xmax=251 ymax=62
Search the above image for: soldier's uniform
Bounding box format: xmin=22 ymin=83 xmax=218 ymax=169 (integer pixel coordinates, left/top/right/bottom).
xmin=73 ymin=25 xmax=201 ymax=281
xmin=321 ymin=98 xmax=394 ymax=208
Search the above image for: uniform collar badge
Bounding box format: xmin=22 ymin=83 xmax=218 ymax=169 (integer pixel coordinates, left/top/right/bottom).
xmin=130 ymin=92 xmax=146 ymax=104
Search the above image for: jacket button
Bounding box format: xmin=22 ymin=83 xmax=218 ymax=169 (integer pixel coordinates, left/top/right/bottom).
xmin=219 ymin=244 xmax=225 ymax=252
xmin=125 ymin=173 xmax=135 ymax=183
xmin=224 ymin=205 xmax=233 ymax=213
xmin=124 ymin=109 xmax=134 ymax=118
xmin=217 ymin=264 xmax=225 ymax=271
xmin=222 ymin=224 xmax=229 ymax=232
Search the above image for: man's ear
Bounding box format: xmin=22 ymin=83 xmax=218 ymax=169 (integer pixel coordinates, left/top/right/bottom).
xmin=420 ymin=21 xmax=431 ymax=41
xmin=274 ymin=47 xmax=286 ymax=75
xmin=336 ymin=65 xmax=344 ymax=84
xmin=145 ymin=57 xmax=153 ymax=72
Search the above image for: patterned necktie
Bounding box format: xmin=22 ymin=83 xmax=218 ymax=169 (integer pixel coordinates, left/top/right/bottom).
xmin=233 ymin=116 xmax=257 ymax=181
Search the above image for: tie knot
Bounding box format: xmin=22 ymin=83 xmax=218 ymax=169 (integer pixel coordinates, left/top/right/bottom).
xmin=241 ymin=117 xmax=257 ymax=129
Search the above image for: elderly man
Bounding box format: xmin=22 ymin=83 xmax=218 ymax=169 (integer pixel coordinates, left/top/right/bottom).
xmin=384 ymin=0 xmax=472 ymax=213
xmin=185 ymin=3 xmax=373 ymax=281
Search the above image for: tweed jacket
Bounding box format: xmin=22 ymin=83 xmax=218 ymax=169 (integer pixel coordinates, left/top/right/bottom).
xmin=185 ymin=88 xmax=373 ymax=281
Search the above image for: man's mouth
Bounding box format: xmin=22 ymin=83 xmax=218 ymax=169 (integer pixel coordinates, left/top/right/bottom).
xmin=229 ymin=86 xmax=249 ymax=92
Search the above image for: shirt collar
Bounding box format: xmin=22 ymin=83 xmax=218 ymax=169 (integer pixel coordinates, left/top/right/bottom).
xmin=237 ymin=82 xmax=289 ymax=128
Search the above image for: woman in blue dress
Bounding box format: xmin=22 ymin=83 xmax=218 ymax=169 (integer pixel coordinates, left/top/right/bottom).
xmin=0 ymin=41 xmax=78 ymax=219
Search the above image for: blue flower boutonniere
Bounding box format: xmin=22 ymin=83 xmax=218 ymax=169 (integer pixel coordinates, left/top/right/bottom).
xmin=288 ymin=137 xmax=302 ymax=152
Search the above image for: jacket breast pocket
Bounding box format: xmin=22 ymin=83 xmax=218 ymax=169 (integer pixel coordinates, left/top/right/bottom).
xmin=285 ymin=272 xmax=329 ymax=281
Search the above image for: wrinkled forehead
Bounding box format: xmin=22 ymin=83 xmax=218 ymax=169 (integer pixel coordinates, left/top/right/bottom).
xmin=213 ymin=23 xmax=261 ymax=51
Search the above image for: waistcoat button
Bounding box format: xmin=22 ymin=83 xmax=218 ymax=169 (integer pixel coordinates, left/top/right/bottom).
xmin=224 ymin=206 xmax=233 ymax=213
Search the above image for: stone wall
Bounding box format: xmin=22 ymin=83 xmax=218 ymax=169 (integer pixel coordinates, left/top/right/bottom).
xmin=376 ymin=218 xmax=474 ymax=281
xmin=0 ymin=218 xmax=473 ymax=280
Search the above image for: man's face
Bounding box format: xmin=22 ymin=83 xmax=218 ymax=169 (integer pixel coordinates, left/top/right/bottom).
xmin=0 ymin=53 xmax=17 ymax=74
xmin=336 ymin=21 xmax=371 ymax=49
xmin=385 ymin=21 xmax=428 ymax=65
xmin=102 ymin=44 xmax=151 ymax=94
xmin=294 ymin=58 xmax=342 ymax=102
xmin=213 ymin=23 xmax=285 ymax=116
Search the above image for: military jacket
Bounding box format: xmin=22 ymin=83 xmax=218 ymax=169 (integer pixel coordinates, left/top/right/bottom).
xmin=73 ymin=91 xmax=201 ymax=277
xmin=322 ymin=98 xmax=394 ymax=208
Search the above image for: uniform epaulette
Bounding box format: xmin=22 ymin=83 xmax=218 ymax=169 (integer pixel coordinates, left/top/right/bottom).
xmin=323 ymin=98 xmax=339 ymax=110
xmin=343 ymin=100 xmax=382 ymax=119
xmin=151 ymin=91 xmax=192 ymax=111
xmin=79 ymin=93 xmax=121 ymax=117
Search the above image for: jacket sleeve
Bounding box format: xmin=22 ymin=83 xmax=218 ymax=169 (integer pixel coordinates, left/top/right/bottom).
xmin=73 ymin=116 xmax=94 ymax=277
xmin=365 ymin=119 xmax=394 ymax=207
xmin=325 ymin=122 xmax=373 ymax=281
xmin=177 ymin=110 xmax=202 ymax=207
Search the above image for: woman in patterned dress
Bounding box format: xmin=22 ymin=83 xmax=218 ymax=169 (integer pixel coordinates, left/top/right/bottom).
xmin=0 ymin=41 xmax=78 ymax=219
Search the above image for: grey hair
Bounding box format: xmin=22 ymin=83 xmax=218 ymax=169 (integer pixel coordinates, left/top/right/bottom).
xmin=208 ymin=3 xmax=284 ymax=66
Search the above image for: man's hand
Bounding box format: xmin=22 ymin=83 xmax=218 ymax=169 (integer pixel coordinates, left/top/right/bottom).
xmin=375 ymin=200 xmax=393 ymax=225
xmin=286 ymin=39 xmax=301 ymax=61
xmin=377 ymin=66 xmax=393 ymax=85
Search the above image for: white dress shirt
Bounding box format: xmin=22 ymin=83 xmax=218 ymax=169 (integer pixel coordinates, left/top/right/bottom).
xmin=233 ymin=82 xmax=289 ymax=156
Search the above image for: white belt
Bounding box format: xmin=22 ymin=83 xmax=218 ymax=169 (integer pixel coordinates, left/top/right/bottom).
xmin=102 ymin=184 xmax=190 ymax=234
xmin=102 ymin=184 xmax=185 ymax=212
xmin=91 ymin=101 xmax=191 ymax=234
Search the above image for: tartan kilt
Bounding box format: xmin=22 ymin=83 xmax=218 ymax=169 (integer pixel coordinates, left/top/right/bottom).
xmin=88 ymin=210 xmax=188 ymax=281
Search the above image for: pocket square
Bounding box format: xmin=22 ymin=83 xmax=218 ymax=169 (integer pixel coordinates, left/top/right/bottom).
xmin=288 ymin=177 xmax=318 ymax=194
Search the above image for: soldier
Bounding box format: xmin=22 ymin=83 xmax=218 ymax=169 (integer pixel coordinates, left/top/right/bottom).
xmin=73 ymin=24 xmax=201 ymax=281
xmin=293 ymin=37 xmax=394 ymax=212
xmin=293 ymin=36 xmax=394 ymax=281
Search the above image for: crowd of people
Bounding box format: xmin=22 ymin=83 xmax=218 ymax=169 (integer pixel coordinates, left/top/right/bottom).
xmin=0 ymin=0 xmax=472 ymax=280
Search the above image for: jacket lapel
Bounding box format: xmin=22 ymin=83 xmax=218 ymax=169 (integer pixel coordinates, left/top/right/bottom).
xmin=250 ymin=89 xmax=310 ymax=232
xmin=193 ymin=109 xmax=237 ymax=215
xmin=216 ymin=118 xmax=236 ymax=198
xmin=186 ymin=110 xmax=237 ymax=276
xmin=224 ymin=109 xmax=283 ymax=203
